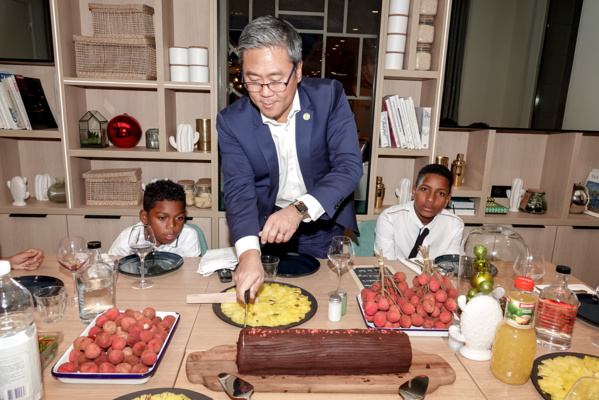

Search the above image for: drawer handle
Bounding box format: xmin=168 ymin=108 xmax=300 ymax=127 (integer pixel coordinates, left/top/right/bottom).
xmin=9 ymin=214 xmax=47 ymax=218
xmin=572 ymin=226 xmax=599 ymax=230
xmin=84 ymin=215 xmax=121 ymax=219
xmin=512 ymin=224 xmax=545 ymax=229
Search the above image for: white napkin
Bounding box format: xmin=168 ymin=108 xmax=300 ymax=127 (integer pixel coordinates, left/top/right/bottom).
xmin=399 ymin=257 xmax=423 ymax=274
xmin=534 ymin=283 xmax=595 ymax=294
xmin=197 ymin=247 xmax=238 ymax=276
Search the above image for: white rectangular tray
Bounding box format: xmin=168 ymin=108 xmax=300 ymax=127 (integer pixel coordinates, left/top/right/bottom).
xmin=51 ymin=310 xmax=179 ymax=384
xmin=356 ymin=295 xmax=451 ymax=337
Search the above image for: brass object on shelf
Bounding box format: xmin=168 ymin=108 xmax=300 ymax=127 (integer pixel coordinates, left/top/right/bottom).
xmin=451 ymin=153 xmax=466 ymax=187
xmin=374 ymin=176 xmax=385 ymax=209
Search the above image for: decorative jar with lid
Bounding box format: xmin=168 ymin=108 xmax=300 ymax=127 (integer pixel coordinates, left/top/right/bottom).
xmin=417 ymin=15 xmax=435 ymax=44
xmin=194 ymin=178 xmax=212 ymax=209
xmin=519 ymin=189 xmax=547 ymax=214
xmin=415 ymin=43 xmax=432 ymax=71
xmin=177 ymin=180 xmax=196 ymax=206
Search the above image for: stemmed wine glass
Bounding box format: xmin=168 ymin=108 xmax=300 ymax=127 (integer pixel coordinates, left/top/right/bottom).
xmin=128 ymin=224 xmax=156 ymax=289
xmin=327 ymin=236 xmax=355 ymax=293
xmin=56 ymin=236 xmax=89 ymax=303
xmin=513 ymin=248 xmax=546 ymax=281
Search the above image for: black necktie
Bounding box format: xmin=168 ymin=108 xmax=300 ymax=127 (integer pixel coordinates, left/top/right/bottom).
xmin=409 ymin=228 xmax=430 ymax=258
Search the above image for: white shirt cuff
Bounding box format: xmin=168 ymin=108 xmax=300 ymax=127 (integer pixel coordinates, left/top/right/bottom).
xmin=234 ymin=235 xmax=261 ymax=259
xmin=297 ymin=194 xmax=325 ymax=222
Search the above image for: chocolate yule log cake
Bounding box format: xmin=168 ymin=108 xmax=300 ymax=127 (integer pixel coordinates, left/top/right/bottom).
xmin=237 ymin=328 xmax=412 ymax=375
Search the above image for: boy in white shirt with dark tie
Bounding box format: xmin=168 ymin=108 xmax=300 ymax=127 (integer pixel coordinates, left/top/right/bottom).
xmin=374 ymin=164 xmax=464 ymax=260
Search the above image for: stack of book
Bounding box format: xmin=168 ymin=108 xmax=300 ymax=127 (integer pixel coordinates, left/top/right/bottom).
xmin=380 ymin=94 xmax=431 ymax=149
xmin=446 ymin=197 xmax=475 ymax=215
xmin=0 ymin=73 xmax=57 ymax=130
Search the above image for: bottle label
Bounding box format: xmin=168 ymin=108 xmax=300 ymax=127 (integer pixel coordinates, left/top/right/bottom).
xmin=0 ymin=326 xmax=43 ymax=400
xmin=506 ymin=296 xmax=535 ymax=328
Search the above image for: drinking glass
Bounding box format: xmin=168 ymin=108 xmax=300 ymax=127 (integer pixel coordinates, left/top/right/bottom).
xmin=327 ymin=236 xmax=355 ymax=292
xmin=591 ymin=285 xmax=599 ymax=347
xmin=128 ymin=224 xmax=156 ymax=289
xmin=56 ymin=236 xmax=89 ymax=303
xmin=564 ymin=376 xmax=599 ymax=400
xmin=513 ymin=248 xmax=545 ymax=281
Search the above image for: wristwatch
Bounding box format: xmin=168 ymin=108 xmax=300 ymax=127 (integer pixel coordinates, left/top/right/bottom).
xmin=293 ymin=200 xmax=309 ymax=217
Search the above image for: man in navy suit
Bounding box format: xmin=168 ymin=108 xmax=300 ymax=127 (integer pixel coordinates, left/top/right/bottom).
xmin=218 ymin=16 xmax=363 ymax=301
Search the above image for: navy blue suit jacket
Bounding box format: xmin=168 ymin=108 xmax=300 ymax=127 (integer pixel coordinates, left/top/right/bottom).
xmin=217 ymin=77 xmax=363 ymax=244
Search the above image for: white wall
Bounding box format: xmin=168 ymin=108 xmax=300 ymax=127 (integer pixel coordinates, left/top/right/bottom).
xmin=562 ymin=0 xmax=599 ymax=131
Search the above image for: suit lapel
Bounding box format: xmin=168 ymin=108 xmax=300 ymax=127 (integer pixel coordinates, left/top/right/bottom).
xmin=251 ymin=109 xmax=279 ymax=198
xmin=296 ymin=85 xmax=314 ymax=190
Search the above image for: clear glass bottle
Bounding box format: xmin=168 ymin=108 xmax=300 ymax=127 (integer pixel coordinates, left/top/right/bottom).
xmin=194 ymin=178 xmax=212 ymax=209
xmin=0 ymin=260 xmax=44 ymax=400
xmin=77 ymin=241 xmax=116 ymax=324
xmin=534 ymin=265 xmax=579 ymax=350
xmin=417 ymin=15 xmax=435 ymax=44
xmin=47 ymin=177 xmax=66 ymax=203
xmin=490 ymin=276 xmax=537 ymax=385
xmin=415 ymin=43 xmax=432 ymax=71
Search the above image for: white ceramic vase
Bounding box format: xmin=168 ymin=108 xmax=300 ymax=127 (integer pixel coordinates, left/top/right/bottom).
xmin=395 ymin=178 xmax=411 ymax=205
xmin=169 ymin=123 xmax=199 ymax=152
xmin=448 ymin=294 xmax=503 ymax=361
xmin=7 ymin=176 xmax=30 ymax=206
xmin=506 ymin=177 xmax=525 ymax=212
xmin=35 ymin=173 xmax=52 ymax=201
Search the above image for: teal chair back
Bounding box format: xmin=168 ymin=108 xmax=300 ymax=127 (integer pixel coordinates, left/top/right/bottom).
xmin=186 ymin=223 xmax=209 ymax=256
xmin=352 ymin=220 xmax=377 ymax=257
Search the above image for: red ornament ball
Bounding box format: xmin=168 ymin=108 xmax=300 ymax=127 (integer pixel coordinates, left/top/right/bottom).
xmin=107 ymin=114 xmax=142 ymax=148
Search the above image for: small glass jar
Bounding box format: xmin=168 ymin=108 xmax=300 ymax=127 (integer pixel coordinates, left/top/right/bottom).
xmin=520 ymin=189 xmax=547 ymax=214
xmin=177 ymin=179 xmax=196 ymax=206
xmin=47 ymin=177 xmax=66 ymax=203
xmin=415 ymin=43 xmax=432 ymax=71
xmin=328 ymin=293 xmax=342 ymax=322
xmin=420 ymin=0 xmax=438 ymax=16
xmin=194 ymin=178 xmax=212 ymax=209
xmin=417 ymin=15 xmax=435 ymax=44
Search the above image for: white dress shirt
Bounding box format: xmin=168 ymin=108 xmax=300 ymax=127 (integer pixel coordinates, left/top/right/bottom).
xmin=109 ymin=222 xmax=201 ymax=257
xmin=374 ymin=201 xmax=464 ymax=260
xmin=235 ymin=91 xmax=325 ymax=258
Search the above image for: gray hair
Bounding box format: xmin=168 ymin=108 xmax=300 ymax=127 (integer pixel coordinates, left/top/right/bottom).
xmin=238 ymin=15 xmax=302 ymax=66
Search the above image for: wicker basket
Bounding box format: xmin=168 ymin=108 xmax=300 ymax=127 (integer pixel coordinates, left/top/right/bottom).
xmin=89 ymin=3 xmax=155 ymax=38
xmin=82 ymin=168 xmax=142 ymax=206
xmin=73 ymin=35 xmax=156 ymax=80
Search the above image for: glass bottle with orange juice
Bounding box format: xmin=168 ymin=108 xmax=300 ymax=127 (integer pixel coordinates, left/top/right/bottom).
xmin=490 ymin=276 xmax=537 ymax=384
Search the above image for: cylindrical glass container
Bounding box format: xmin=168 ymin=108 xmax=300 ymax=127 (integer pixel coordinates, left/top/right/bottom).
xmin=47 ymin=177 xmax=67 ymax=203
xmin=328 ymin=293 xmax=342 ymax=322
xmin=420 ymin=0 xmax=438 ymax=16
xmin=415 ymin=43 xmax=432 ymax=71
xmin=490 ymin=276 xmax=537 ymax=385
xmin=417 ymin=15 xmax=435 ymax=44
xmin=337 ymin=289 xmax=348 ymax=316
xmin=178 ymin=179 xmax=196 ymax=206
xmin=145 ymin=128 xmax=159 ymax=149
xmin=194 ymin=178 xmax=212 ymax=209
xmin=534 ymin=265 xmax=579 ymax=350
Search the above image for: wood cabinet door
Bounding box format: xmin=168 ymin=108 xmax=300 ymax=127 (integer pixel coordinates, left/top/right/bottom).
xmin=66 ymin=215 xmax=139 ymax=253
xmin=510 ymin=225 xmax=557 ymax=263
xmin=0 ymin=214 xmax=68 ymax=256
xmin=553 ymin=226 xmax=599 ymax=289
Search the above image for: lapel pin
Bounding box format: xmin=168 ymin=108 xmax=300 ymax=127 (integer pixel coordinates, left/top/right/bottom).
xmin=303 ymin=113 xmax=310 ymax=121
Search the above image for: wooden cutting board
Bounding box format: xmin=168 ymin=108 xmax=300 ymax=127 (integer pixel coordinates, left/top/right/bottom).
xmin=186 ymin=345 xmax=456 ymax=394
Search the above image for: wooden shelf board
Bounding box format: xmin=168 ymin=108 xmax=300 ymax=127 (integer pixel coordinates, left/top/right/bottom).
xmin=63 ymin=78 xmax=158 ymax=89
xmin=0 ymin=199 xmax=68 ymax=214
xmin=68 ymin=147 xmax=212 ymax=160
xmin=377 ymin=148 xmax=432 ymax=157
xmin=164 ymin=82 xmax=212 ymax=91
xmin=0 ymin=129 xmax=62 ymax=139
xmin=383 ymin=70 xmax=439 ymax=81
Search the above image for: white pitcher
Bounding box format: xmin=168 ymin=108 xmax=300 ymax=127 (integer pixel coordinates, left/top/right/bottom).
xmin=7 ymin=176 xmax=30 ymax=206
xmin=169 ymin=123 xmax=199 ymax=152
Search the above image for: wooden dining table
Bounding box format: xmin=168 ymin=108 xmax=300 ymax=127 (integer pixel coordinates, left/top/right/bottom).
xmin=11 ymin=256 xmax=598 ymax=400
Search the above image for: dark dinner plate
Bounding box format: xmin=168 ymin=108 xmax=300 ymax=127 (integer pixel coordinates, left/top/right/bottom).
xmin=434 ymin=254 xmax=459 ymax=272
xmin=577 ymin=293 xmax=599 ymax=328
xmin=113 ymin=387 xmax=213 ymax=400
xmin=531 ymin=352 xmax=597 ymax=400
xmin=118 ymin=252 xmax=183 ymax=277
xmin=277 ymin=252 xmax=320 ymax=277
xmin=13 ymin=276 xmax=64 ymax=306
xmin=212 ymin=283 xmax=318 ymax=329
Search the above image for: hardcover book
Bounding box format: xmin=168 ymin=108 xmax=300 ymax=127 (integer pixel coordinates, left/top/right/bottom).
xmin=0 ymin=73 xmax=31 ymax=129
xmin=380 ymin=110 xmax=391 ymax=148
xmin=584 ymin=169 xmax=599 ymax=218
xmin=14 ymin=75 xmax=58 ymax=130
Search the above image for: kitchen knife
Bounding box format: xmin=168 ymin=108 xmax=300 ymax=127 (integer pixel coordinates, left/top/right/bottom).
xmin=218 ymin=372 xmax=254 ymax=399
xmin=186 ymin=292 xmax=260 ymax=304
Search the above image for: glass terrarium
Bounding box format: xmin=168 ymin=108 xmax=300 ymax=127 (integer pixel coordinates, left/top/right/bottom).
xmin=79 ymin=111 xmax=108 ymax=148
xmin=457 ymin=225 xmax=528 ymax=294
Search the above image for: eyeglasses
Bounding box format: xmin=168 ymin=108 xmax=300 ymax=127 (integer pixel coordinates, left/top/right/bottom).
xmin=242 ymin=65 xmax=296 ymax=93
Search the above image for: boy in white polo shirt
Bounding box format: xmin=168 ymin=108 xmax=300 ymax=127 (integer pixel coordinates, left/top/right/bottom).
xmin=374 ymin=164 xmax=464 ymax=260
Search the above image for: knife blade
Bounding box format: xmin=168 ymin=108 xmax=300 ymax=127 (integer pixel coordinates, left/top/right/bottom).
xmin=242 ymin=289 xmax=250 ymax=348
xmin=218 ymin=372 xmax=254 ymax=399
xmin=186 ymin=292 xmax=260 ymax=304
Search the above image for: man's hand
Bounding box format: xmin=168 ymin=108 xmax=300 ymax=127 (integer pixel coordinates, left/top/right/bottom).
xmin=6 ymin=248 xmax=45 ymax=270
xmin=234 ymin=249 xmax=264 ymax=302
xmin=259 ymin=205 xmax=302 ymax=245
